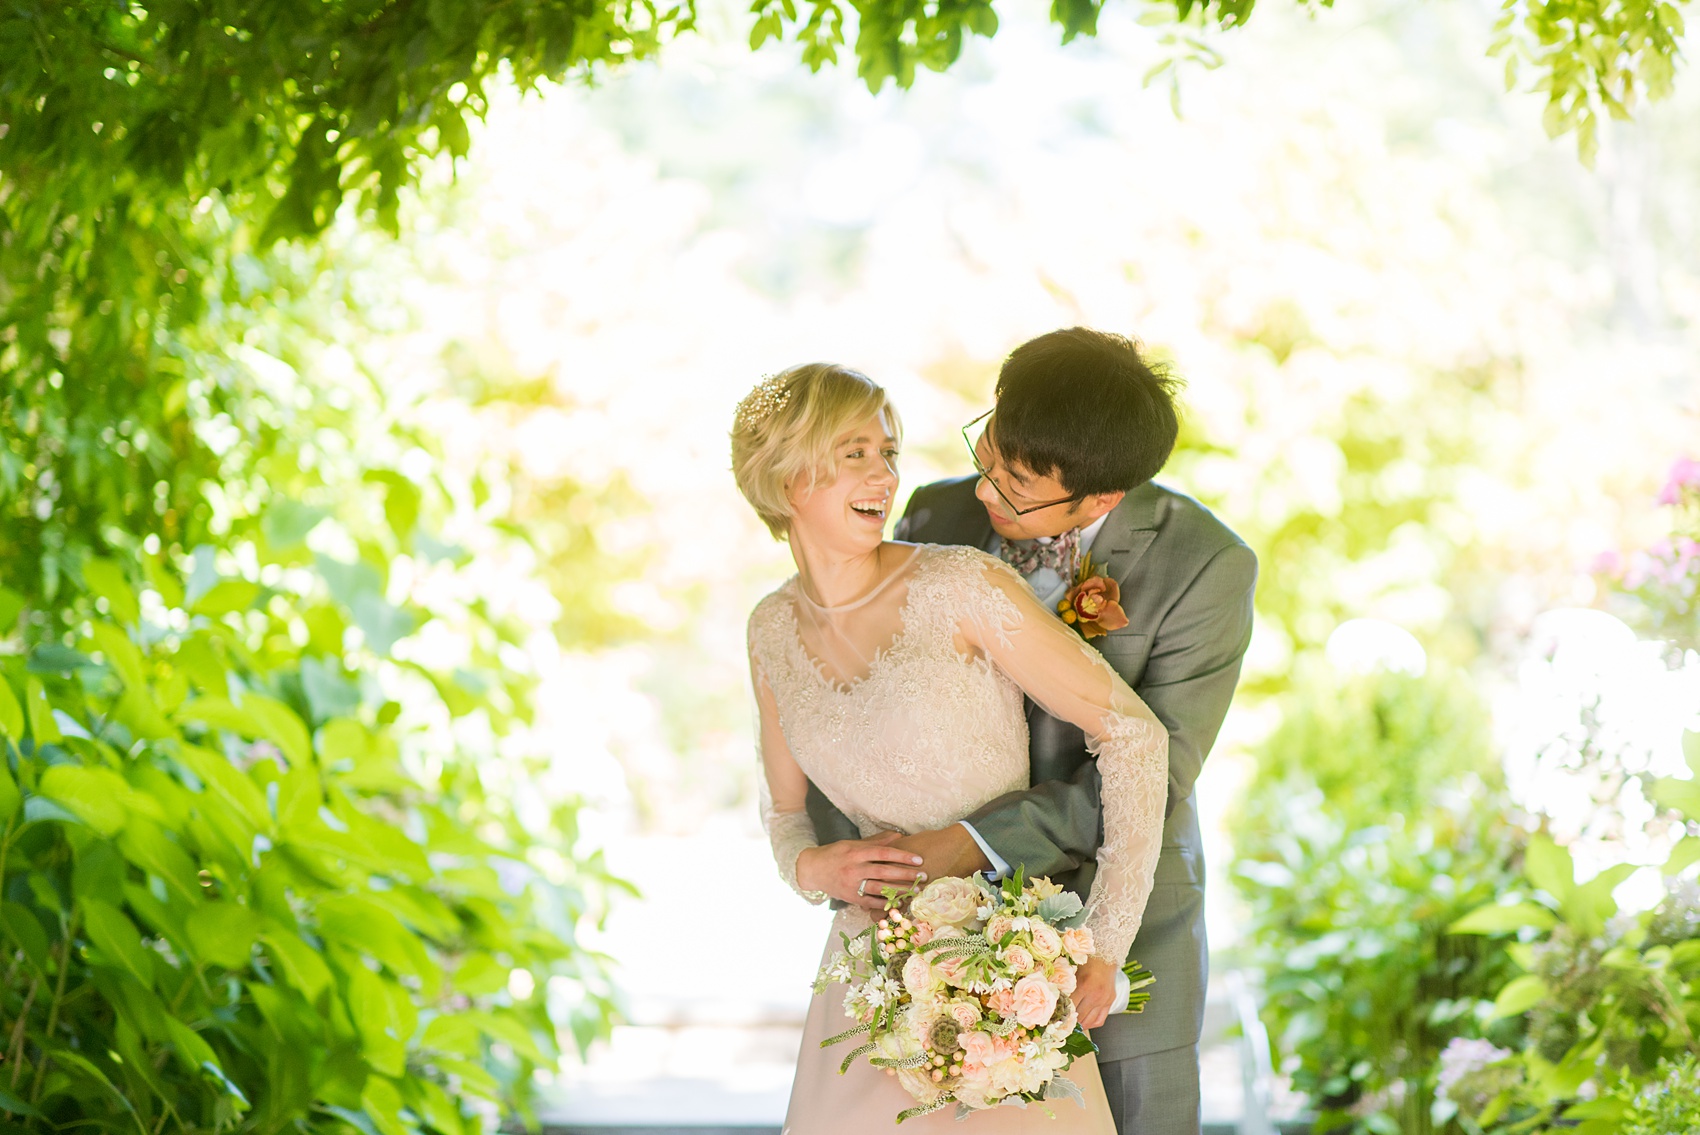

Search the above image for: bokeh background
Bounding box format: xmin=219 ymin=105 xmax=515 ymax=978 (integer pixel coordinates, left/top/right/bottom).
xmin=5 ymin=0 xmax=1700 ymax=1131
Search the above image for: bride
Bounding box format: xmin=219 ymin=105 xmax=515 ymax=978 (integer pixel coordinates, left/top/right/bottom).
xmin=733 ymin=363 xmax=1169 ymax=1133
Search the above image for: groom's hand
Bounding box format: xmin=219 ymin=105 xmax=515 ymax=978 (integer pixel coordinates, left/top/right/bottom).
xmin=797 ymin=832 xmax=928 ymax=911
xmin=892 ymin=825 xmax=991 ymax=883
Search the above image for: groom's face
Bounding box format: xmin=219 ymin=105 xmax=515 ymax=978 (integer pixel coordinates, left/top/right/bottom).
xmin=971 ymin=421 xmax=1093 ymax=541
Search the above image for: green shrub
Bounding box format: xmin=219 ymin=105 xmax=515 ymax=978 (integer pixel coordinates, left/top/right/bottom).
xmin=1233 ymin=665 xmax=1527 ymax=1135
xmin=0 ymin=529 xmax=624 ymax=1132
xmin=1447 ymin=742 xmax=1700 ymax=1135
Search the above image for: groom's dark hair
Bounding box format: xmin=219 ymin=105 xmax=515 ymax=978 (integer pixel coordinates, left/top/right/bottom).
xmin=993 ymin=327 xmax=1181 ymax=496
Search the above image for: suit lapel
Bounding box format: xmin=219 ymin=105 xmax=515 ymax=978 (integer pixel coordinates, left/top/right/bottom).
xmin=1093 ymin=482 xmax=1161 ymax=592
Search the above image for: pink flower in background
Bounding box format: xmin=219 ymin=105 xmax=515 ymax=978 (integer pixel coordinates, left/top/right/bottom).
xmin=1658 ymin=456 xmax=1700 ymax=505
xmin=986 ymin=987 xmax=1017 ymax=1017
xmin=1589 ymin=550 xmax=1622 ymax=576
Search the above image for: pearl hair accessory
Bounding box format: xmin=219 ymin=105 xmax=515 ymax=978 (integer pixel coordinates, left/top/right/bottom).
xmin=734 ymin=372 xmax=792 ymax=431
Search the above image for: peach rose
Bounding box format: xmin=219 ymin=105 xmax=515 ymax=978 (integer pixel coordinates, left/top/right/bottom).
xmin=1011 ymin=973 xmax=1060 ymax=1028
xmin=1063 ymin=574 xmax=1129 ymax=639
xmin=948 ymin=1000 xmax=983 ymax=1030
xmin=986 ymin=987 xmax=1017 ymax=1018
xmin=911 ymin=921 xmax=935 ymax=946
xmin=985 ymin=915 xmax=1014 ymax=944
xmin=959 ymin=1030 xmax=996 ymax=1068
xmin=936 ymin=956 xmax=969 ymax=987
xmin=1062 ymin=927 xmax=1094 ymax=964
xmin=903 ymin=953 xmax=939 ymax=995
xmin=1029 ymin=923 xmax=1063 ymax=961
xmin=1000 ymin=945 xmax=1034 ymax=975
xmin=1046 ymin=958 xmax=1077 ymax=994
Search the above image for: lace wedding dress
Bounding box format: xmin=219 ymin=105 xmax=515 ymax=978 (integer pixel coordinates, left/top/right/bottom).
xmin=747 ymin=543 xmax=1169 ymax=1134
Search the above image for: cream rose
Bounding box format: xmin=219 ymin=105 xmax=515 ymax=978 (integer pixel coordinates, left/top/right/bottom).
xmin=1062 ymin=927 xmax=1095 ymax=964
xmin=985 ymin=914 xmax=1015 ymax=944
xmin=910 ymin=877 xmax=984 ymax=928
xmin=1011 ymin=973 xmax=1060 ymax=1028
xmin=1029 ymin=923 xmax=1063 ymax=961
xmin=1000 ymin=945 xmax=1035 ymax=975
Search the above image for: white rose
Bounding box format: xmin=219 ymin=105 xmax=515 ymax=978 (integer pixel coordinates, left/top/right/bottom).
xmin=910 ymin=877 xmax=985 ymax=928
xmin=1029 ymin=923 xmax=1063 ymax=961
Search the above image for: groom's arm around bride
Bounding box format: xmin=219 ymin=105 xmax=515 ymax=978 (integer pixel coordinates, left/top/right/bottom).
xmin=802 ymin=328 xmax=1256 ymax=1135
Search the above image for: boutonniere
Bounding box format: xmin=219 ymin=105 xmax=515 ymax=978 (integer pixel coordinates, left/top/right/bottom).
xmin=1058 ymin=553 xmax=1129 ymax=639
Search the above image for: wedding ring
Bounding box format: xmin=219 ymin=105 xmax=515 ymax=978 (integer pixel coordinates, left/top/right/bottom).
xmin=857 ymin=879 xmax=868 ymax=897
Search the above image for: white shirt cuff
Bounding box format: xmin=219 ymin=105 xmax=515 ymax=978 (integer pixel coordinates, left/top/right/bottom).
xmin=1110 ymin=967 xmax=1131 ymax=1015
xmin=958 ymin=821 xmax=1012 ymax=880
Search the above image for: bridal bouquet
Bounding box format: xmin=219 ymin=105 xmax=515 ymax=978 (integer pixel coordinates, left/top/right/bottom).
xmin=814 ymin=872 xmax=1135 ymax=1123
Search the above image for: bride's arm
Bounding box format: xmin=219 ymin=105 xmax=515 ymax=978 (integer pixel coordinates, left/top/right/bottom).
xmin=750 ymin=660 xmax=826 ymax=903
xmin=956 ymin=557 xmax=1169 ymax=970
xmin=751 ymin=658 xmax=928 ymax=908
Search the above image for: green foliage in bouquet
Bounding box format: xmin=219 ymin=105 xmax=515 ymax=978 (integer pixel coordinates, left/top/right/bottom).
xmin=1446 ymin=734 xmax=1700 ymax=1135
xmin=1232 ymin=666 xmax=1528 ymax=1135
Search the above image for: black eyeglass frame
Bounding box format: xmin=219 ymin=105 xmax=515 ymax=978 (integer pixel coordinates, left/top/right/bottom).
xmin=960 ymin=409 xmax=1083 ymax=517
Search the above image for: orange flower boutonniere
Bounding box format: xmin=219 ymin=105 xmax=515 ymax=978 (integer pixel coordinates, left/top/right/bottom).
xmin=1058 ymin=553 xmax=1129 ymax=639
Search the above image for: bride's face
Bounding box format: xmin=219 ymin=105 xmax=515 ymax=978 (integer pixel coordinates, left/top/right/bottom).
xmin=787 ymin=410 xmax=900 ymax=553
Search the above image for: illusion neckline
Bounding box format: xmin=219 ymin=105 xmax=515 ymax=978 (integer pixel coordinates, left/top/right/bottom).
xmin=793 ymin=543 xmax=923 ymax=614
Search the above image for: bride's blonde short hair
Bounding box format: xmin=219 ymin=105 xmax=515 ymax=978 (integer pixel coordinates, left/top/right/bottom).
xmin=732 ymin=363 xmax=902 ymax=540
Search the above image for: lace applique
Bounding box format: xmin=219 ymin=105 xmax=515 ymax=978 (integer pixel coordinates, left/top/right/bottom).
xmin=747 ymin=543 xmax=1168 ymax=951
xmin=1081 ymin=714 xmax=1169 ymax=964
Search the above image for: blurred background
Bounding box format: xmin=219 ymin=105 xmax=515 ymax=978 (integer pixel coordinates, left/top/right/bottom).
xmin=5 ymin=0 xmax=1700 ymax=1132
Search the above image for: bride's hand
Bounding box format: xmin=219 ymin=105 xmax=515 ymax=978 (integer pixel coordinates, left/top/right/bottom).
xmin=797 ymin=832 xmax=927 ymax=912
xmin=1073 ymin=956 xmax=1117 ymax=1030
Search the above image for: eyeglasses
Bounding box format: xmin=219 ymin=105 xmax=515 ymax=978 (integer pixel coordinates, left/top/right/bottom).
xmin=961 ymin=410 xmax=1081 ymax=517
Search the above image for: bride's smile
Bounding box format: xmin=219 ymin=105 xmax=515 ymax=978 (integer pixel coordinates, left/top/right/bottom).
xmin=786 ymin=408 xmax=903 ymax=606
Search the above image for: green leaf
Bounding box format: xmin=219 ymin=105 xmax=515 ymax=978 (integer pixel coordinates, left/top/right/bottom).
xmin=176 ymin=743 xmax=271 ymax=837
xmin=1449 ymin=901 xmax=1558 ymax=934
xmin=82 ymin=898 xmax=155 ymax=984
xmin=84 ymin=558 xmax=141 ymax=626
xmin=88 ymin=622 xmax=146 ymax=690
xmin=0 ymin=1088 xmax=42 ymax=1118
xmin=24 ymin=677 xmax=62 ymax=744
xmin=38 ymin=765 xmax=130 ymax=836
xmin=0 ymin=586 xmax=24 ymax=632
xmin=186 ymin=903 xmax=263 ymax=969
xmin=0 ymin=675 xmax=23 ymax=742
xmin=192 ymin=579 xmax=263 ymax=617
xmin=1489 ymin=973 xmax=1548 ymax=1019
xmin=1562 ymin=862 xmax=1635 ymax=936
xmin=0 ymin=760 xmax=19 ymax=822
xmin=1 ymin=902 xmax=51 ymax=972
xmin=1650 ymin=775 xmax=1700 ymax=819
xmin=1524 ymin=833 xmax=1574 ymax=901
xmin=263 ymin=500 xmax=329 ymax=550
xmin=261 ymin=924 xmax=334 ymax=1002
xmin=362 ymin=1075 xmax=414 ymax=1135
xmin=165 ymin=1015 xmax=219 ymax=1074
xmin=179 ymin=695 xmax=310 ymax=768
xmin=1684 ymin=728 xmax=1700 ymax=779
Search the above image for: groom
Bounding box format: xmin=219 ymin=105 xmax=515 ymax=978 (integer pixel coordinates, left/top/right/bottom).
xmin=804 ymin=327 xmax=1257 ymax=1135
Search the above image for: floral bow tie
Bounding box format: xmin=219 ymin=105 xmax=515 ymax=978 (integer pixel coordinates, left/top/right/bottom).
xmin=999 ymin=527 xmax=1080 ymax=579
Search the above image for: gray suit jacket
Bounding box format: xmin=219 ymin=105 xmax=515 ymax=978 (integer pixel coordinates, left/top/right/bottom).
xmin=805 ymin=476 xmax=1256 ymax=1062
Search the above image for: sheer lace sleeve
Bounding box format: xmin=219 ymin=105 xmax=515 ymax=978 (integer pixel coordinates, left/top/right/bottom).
xmin=749 ymin=606 xmax=827 ymax=905
xmin=947 ymin=549 xmax=1169 ymax=965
